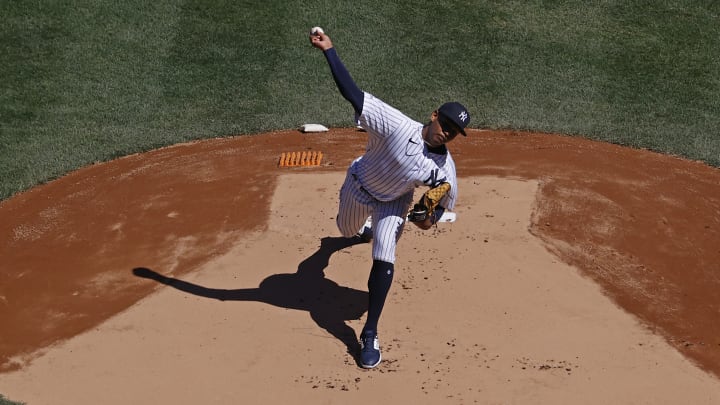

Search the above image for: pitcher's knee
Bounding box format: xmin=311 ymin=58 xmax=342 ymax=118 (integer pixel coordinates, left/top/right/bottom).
xmin=336 ymin=217 xmax=359 ymax=238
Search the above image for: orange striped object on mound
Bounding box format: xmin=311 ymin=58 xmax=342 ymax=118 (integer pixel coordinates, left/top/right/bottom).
xmin=278 ymin=151 xmax=323 ymax=167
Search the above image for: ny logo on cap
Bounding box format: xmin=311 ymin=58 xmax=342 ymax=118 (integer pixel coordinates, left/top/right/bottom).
xmin=459 ymin=111 xmax=468 ymax=122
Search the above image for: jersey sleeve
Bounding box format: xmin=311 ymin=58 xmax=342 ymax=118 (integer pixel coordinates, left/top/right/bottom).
xmin=358 ymin=92 xmax=413 ymax=139
xmin=445 ymin=153 xmax=459 ymax=210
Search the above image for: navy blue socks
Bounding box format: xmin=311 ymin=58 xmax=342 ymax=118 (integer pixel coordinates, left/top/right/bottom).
xmin=362 ymin=259 xmax=394 ymax=336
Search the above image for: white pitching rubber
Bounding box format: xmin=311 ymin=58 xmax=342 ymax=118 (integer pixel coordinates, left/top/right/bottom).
xmin=300 ymin=123 xmax=329 ymax=133
xmin=437 ymin=211 xmax=456 ymax=223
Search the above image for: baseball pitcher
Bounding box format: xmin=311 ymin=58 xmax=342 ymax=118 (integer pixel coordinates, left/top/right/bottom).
xmin=310 ymin=28 xmax=470 ymax=369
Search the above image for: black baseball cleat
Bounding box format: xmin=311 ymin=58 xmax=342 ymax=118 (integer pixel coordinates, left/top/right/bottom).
xmin=356 ymin=216 xmax=373 ymax=243
xmin=359 ymin=332 xmax=381 ymax=368
xmin=356 ymin=225 xmax=373 ymax=243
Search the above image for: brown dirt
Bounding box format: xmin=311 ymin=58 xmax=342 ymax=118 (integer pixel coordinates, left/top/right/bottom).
xmin=1 ymin=129 xmax=719 ymax=403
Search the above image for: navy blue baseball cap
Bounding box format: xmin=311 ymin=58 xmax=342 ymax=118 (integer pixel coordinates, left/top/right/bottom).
xmin=438 ymin=102 xmax=470 ymax=136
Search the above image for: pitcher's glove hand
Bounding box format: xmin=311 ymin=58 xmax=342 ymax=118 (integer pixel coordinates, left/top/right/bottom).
xmin=407 ymin=182 xmax=451 ymax=223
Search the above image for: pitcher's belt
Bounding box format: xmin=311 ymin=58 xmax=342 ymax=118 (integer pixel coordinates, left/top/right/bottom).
xmin=351 ymin=173 xmax=378 ymax=201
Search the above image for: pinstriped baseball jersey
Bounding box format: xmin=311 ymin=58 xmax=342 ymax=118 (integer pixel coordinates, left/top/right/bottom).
xmin=353 ymin=92 xmax=458 ymax=209
xmin=335 ymin=92 xmax=459 ymax=263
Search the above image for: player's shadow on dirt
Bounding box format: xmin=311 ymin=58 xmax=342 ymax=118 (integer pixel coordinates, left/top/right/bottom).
xmin=132 ymin=236 xmax=368 ymax=361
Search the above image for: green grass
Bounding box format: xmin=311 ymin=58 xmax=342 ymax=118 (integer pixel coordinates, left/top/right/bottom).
xmin=1 ymin=0 xmax=719 ymax=201
xmin=0 ymin=394 xmax=24 ymax=405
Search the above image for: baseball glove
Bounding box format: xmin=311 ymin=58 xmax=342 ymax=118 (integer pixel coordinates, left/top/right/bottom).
xmin=407 ymin=182 xmax=451 ymax=223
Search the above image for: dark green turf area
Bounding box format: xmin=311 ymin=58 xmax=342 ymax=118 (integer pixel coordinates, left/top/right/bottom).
xmin=1 ymin=1 xmax=718 ymax=200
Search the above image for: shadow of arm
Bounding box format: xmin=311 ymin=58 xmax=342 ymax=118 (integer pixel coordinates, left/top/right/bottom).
xmin=132 ymin=267 xmax=259 ymax=301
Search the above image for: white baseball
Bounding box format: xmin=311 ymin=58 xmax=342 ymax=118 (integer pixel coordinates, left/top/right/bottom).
xmin=310 ymin=26 xmax=324 ymax=36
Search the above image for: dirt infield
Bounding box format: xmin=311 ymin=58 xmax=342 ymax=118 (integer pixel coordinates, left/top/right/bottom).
xmin=1 ymin=129 xmax=719 ymax=403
